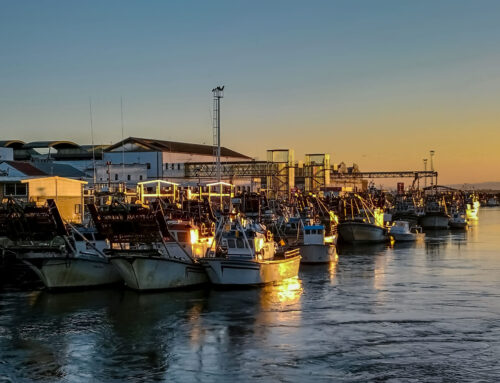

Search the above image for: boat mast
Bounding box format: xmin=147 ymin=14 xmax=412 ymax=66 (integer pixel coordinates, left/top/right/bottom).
xmin=89 ymin=97 xmax=96 ymax=186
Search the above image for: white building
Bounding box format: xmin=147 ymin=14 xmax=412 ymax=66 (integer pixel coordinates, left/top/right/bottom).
xmin=103 ymin=137 xmax=251 ymax=181
xmin=93 ymin=162 xmax=148 ymax=184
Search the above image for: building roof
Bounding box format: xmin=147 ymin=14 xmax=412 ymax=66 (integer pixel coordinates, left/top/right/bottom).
xmin=1 ymin=161 xmax=47 ymax=176
xmin=21 ymin=176 xmax=87 ymax=185
xmin=0 ymin=140 xmax=25 ymax=149
xmin=23 ymin=141 xmax=80 ymax=150
xmin=105 ymin=137 xmax=251 ymax=159
xmin=32 ymin=162 xmax=87 ymax=178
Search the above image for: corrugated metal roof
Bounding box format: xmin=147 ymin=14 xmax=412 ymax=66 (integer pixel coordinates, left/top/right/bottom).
xmin=105 ymin=137 xmax=251 ymax=158
xmin=0 ymin=140 xmax=25 ymax=148
xmin=23 ymin=141 xmax=80 ymax=149
xmin=1 ymin=161 xmax=47 ymax=176
xmin=32 ymin=163 xmax=87 ymax=178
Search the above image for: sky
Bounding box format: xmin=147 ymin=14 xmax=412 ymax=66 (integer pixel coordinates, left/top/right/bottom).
xmin=1 ymin=0 xmax=499 ymax=184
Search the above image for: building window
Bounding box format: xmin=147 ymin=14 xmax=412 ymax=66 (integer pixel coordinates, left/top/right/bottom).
xmin=171 ymin=164 xmax=174 ymax=169
xmin=115 ymin=174 xmax=118 ymax=180
xmin=177 ymin=164 xmax=181 ymax=170
xmin=75 ymin=204 xmax=82 ymax=214
xmin=16 ymin=183 xmax=27 ymax=196
xmin=146 ymin=163 xmax=151 ymax=170
xmin=5 ymin=184 xmax=15 ymax=195
xmin=127 ymin=175 xmax=131 ymax=181
xmin=4 ymin=183 xmax=27 ymax=196
xmin=139 ymin=175 xmax=143 ymax=180
xmin=165 ymin=163 xmax=169 ymax=170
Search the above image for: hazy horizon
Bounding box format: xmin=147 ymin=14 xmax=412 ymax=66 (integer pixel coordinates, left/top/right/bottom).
xmin=1 ymin=0 xmax=499 ymax=184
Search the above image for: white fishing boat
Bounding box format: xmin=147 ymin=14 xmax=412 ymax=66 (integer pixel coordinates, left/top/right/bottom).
xmin=201 ymin=216 xmax=301 ymax=286
xmin=389 ymin=221 xmax=425 ymax=242
xmin=20 ymin=230 xmax=121 ymax=289
xmin=299 ymin=224 xmax=336 ymax=263
xmin=15 ymin=200 xmax=121 ymax=290
xmin=89 ymin=203 xmax=212 ymax=291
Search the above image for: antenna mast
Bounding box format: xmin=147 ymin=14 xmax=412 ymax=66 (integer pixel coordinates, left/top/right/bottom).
xmin=212 ymin=86 xmax=224 ymax=182
xmin=120 ymin=97 xmax=125 ymax=185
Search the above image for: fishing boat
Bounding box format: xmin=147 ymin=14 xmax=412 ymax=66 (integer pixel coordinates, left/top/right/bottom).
xmin=14 ymin=200 xmax=121 ymax=290
xmin=486 ymin=197 xmax=499 ymax=207
xmin=389 ymin=221 xmax=425 ymax=242
xmin=88 ymin=202 xmax=211 ymax=291
xmin=466 ymin=195 xmax=480 ymax=220
xmin=337 ymin=219 xmax=387 ymax=243
xmin=337 ymin=195 xmax=388 ymax=244
xmin=449 ymin=211 xmax=468 ymax=229
xmin=418 ymin=200 xmax=450 ymax=229
xmin=298 ymin=224 xmax=336 ymax=263
xmin=201 ymin=216 xmax=301 ymax=286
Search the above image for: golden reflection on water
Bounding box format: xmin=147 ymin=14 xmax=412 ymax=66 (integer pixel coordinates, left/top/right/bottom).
xmin=329 ymin=254 xmax=339 ymax=284
xmin=256 ymin=277 xmax=304 ymax=329
xmin=187 ymin=301 xmax=204 ymax=347
xmin=261 ymin=277 xmax=303 ymax=307
xmin=28 ymin=290 xmax=42 ymax=307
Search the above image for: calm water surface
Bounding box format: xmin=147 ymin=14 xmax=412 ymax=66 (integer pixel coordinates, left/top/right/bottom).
xmin=1 ymin=208 xmax=500 ymax=382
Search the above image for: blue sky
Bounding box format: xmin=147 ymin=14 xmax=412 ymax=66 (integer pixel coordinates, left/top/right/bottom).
xmin=1 ymin=1 xmax=500 ymax=182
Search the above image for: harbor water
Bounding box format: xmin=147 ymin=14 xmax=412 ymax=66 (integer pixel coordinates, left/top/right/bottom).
xmin=1 ymin=208 xmax=500 ymax=382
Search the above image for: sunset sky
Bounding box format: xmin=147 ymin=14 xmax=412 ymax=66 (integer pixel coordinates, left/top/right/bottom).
xmin=1 ymin=0 xmax=499 ymax=184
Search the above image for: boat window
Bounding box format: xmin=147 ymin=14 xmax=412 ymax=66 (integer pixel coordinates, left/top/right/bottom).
xmin=291 ymin=223 xmax=296 ymax=229
xmin=228 ymin=239 xmax=236 ymax=248
xmin=236 ymin=238 xmax=245 ymax=248
xmin=311 ymin=229 xmax=317 ymax=234
xmin=176 ymin=231 xmax=189 ymax=243
xmin=305 ymin=230 xmax=310 ymax=235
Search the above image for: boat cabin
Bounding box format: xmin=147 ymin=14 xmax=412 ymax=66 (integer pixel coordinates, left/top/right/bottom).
xmin=221 ymin=229 xmax=275 ymax=260
xmin=303 ymin=225 xmax=326 ymax=245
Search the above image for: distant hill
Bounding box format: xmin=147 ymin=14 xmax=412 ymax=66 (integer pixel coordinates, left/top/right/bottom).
xmin=447 ymin=182 xmax=500 ymax=191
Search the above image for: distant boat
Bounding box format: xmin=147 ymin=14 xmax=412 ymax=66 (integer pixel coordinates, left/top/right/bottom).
xmin=466 ymin=195 xmax=480 ymax=220
xmin=486 ymin=197 xmax=499 ymax=207
xmin=449 ymin=211 xmax=468 ymax=229
xmin=389 ymin=221 xmax=424 ymax=242
xmin=418 ymin=200 xmax=450 ymax=229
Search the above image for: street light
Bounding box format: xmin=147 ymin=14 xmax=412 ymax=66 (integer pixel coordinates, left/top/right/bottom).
xmin=430 ymin=150 xmax=435 ymax=186
xmin=423 ymin=158 xmax=428 ymax=188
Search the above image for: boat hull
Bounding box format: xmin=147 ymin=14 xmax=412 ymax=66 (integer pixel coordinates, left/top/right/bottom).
xmin=21 ymin=255 xmax=122 ymax=289
xmin=110 ymin=256 xmax=208 ymax=291
xmin=418 ymin=214 xmax=450 ymax=229
xmin=449 ymin=221 xmax=467 ymax=229
xmin=201 ymin=255 xmax=301 ymax=286
xmin=299 ymin=244 xmax=336 ymax=263
xmin=338 ymin=222 xmax=387 ymax=243
xmin=391 ymin=232 xmax=418 ymax=242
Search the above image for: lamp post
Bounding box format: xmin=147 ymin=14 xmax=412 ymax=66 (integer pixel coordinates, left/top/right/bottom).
xmin=430 ymin=150 xmax=435 ymax=187
xmin=423 ymin=158 xmax=428 ymax=189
